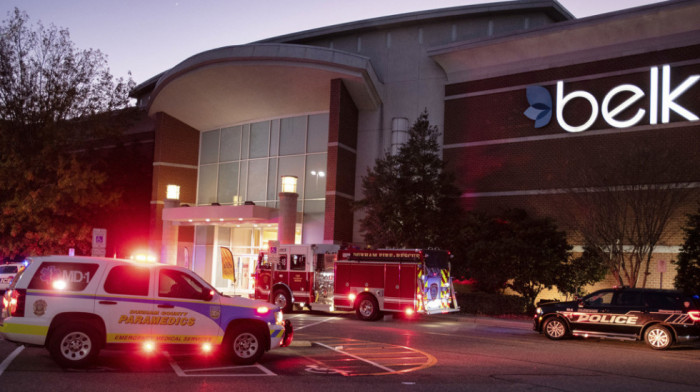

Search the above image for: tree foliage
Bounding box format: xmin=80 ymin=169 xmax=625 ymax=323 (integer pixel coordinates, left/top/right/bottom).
xmin=567 ymin=140 xmax=696 ymax=288
xmin=355 ymin=110 xmax=464 ymax=250
xmin=0 ymin=9 xmax=135 ymax=259
xmin=674 ymin=206 xmax=700 ymax=294
xmin=462 ymin=209 xmax=603 ymax=311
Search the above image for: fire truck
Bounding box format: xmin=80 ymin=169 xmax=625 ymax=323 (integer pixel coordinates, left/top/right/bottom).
xmin=253 ymin=244 xmax=459 ymax=321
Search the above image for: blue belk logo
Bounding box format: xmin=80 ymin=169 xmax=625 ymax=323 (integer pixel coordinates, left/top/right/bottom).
xmin=524 ymin=85 xmax=552 ymax=128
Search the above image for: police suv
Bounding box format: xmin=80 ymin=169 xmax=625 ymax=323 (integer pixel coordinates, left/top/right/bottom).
xmin=534 ymin=287 xmax=700 ymax=349
xmin=0 ymin=255 xmax=293 ymax=367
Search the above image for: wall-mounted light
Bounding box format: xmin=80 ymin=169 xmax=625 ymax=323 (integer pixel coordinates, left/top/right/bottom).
xmin=281 ymin=175 xmax=298 ymax=194
xmin=166 ymin=184 xmax=180 ymax=200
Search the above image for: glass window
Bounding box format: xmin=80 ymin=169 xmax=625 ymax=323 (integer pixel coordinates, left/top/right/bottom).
xmin=158 ymin=269 xmax=207 ymax=300
xmin=104 ymin=265 xmax=150 ymax=296
xmin=197 ymin=164 xmax=218 ymax=205
xmin=280 ymin=116 xmax=307 ymax=155
xmin=270 ymin=119 xmax=280 ymax=156
xmin=290 ymin=254 xmax=306 ymax=271
xmin=220 ymin=126 xmax=242 ymax=162
xmin=241 ymin=124 xmax=250 ymax=160
xmin=304 ymin=153 xmax=327 ymax=199
xmin=307 ymin=113 xmax=329 ymax=153
xmin=276 ymin=255 xmax=287 ymax=270
xmin=267 ymin=158 xmax=279 ymax=201
xmin=28 ymin=262 xmax=99 ymax=291
xmin=645 ymin=293 xmax=683 ymax=310
xmin=247 ymin=159 xmax=268 ymax=202
xmin=0 ymin=265 xmax=18 ymax=273
xmin=249 ymin=121 xmax=270 ymax=158
xmin=218 ymin=162 xmax=239 ymax=204
xmin=583 ymin=291 xmax=614 ymax=307
xmin=613 ymin=291 xmax=642 ymax=307
xmin=200 ymin=130 xmax=220 ymax=164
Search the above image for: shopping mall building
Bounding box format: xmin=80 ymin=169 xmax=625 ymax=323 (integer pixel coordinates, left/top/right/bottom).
xmin=130 ymin=0 xmax=700 ymax=294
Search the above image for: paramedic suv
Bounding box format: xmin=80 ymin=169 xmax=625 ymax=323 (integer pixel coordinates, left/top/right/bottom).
xmin=534 ymin=287 xmax=700 ymax=350
xmin=0 ymin=255 xmax=293 ymax=368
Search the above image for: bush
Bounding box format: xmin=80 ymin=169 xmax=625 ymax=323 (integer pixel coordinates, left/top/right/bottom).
xmin=456 ymin=292 xmax=528 ymax=315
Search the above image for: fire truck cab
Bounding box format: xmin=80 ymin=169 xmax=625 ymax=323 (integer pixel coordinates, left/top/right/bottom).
xmin=254 ymin=244 xmax=339 ymax=314
xmin=254 ymin=244 xmax=460 ymax=321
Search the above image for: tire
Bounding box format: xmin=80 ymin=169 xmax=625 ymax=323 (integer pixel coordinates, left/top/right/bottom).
xmin=225 ymin=325 xmax=265 ymax=365
xmin=48 ymin=322 xmax=101 ymax=368
xmin=272 ymin=289 xmax=292 ymax=313
xmin=644 ymin=325 xmax=672 ymax=350
xmin=543 ymin=317 xmax=569 ymax=340
xmin=355 ymin=295 xmax=381 ymax=321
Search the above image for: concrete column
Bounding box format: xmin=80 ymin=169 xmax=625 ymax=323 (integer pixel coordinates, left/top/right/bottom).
xmin=278 ymin=192 xmax=298 ymax=245
xmin=161 ymin=199 xmax=180 ymax=265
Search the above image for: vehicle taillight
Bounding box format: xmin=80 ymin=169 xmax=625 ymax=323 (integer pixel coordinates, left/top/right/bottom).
xmin=688 ymin=311 xmax=700 ymax=322
xmin=7 ymin=289 xmax=26 ymax=317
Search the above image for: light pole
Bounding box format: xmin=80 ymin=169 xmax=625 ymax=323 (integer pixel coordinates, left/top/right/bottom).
xmin=310 ymin=170 xmax=325 ymax=189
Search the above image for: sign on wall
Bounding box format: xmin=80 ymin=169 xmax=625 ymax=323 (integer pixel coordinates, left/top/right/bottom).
xmin=524 ymin=65 xmax=699 ymax=132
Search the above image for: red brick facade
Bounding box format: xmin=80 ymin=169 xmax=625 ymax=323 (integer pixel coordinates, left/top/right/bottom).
xmin=325 ymin=79 xmax=359 ymax=243
xmin=149 ymin=113 xmax=199 ymax=251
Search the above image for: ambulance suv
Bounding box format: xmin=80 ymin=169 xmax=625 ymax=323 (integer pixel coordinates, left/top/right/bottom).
xmin=0 ymin=255 xmax=293 ymax=368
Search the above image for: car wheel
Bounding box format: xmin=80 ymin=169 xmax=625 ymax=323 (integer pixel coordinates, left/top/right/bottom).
xmin=49 ymin=323 xmax=101 ymax=368
xmin=543 ymin=317 xmax=569 ymax=340
xmin=355 ymin=295 xmax=381 ymax=321
xmin=226 ymin=325 xmax=265 ymax=365
xmin=645 ymin=325 xmax=672 ymax=350
xmin=272 ymin=289 xmax=292 ymax=313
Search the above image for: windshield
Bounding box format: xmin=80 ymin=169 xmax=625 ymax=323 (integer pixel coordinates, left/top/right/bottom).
xmin=0 ymin=265 xmax=18 ymax=274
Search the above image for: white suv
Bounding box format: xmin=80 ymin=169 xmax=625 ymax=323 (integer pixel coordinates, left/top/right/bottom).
xmin=0 ymin=255 xmax=293 ymax=368
xmin=0 ymin=262 xmax=26 ymax=295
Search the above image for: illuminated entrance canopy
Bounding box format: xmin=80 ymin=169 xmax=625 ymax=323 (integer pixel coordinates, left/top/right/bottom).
xmin=525 ymin=65 xmax=700 ymax=132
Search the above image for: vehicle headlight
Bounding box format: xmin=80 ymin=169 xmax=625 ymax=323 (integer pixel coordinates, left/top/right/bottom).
xmin=275 ymin=311 xmax=284 ymax=326
xmin=535 ymin=307 xmax=543 ymax=315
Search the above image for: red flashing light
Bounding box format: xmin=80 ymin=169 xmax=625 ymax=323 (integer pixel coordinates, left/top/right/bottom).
xmin=6 ymin=289 xmax=25 ymax=317
xmin=142 ymin=341 xmax=156 ymax=353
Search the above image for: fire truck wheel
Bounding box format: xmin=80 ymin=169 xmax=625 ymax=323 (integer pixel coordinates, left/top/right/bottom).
xmin=355 ymin=295 xmax=381 ymax=321
xmin=273 ymin=289 xmax=292 ymax=313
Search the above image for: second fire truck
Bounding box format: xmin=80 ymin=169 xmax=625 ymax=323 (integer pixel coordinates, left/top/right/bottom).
xmin=253 ymin=244 xmax=459 ymax=320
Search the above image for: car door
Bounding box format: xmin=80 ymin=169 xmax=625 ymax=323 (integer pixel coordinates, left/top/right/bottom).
xmin=154 ymin=267 xmax=222 ymax=345
xmin=96 ymin=263 xmax=154 ymax=344
xmin=569 ymin=290 xmax=615 ymax=333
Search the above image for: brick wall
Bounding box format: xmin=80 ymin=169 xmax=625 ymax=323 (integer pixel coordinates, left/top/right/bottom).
xmin=325 ymin=79 xmax=359 ymax=243
xmin=149 ymin=112 xmax=199 ymax=252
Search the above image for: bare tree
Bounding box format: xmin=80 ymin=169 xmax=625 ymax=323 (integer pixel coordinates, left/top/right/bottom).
xmin=567 ymin=139 xmax=697 ymax=287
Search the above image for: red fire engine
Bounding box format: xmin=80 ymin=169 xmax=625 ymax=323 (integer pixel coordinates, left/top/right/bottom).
xmin=253 ymin=244 xmax=459 ymax=320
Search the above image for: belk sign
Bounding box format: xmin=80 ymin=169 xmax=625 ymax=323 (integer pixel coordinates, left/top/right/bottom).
xmin=524 ymin=65 xmax=699 ymax=132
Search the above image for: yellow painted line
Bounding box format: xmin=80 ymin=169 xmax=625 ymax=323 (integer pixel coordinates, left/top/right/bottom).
xmin=305 ymin=336 xmax=437 ymax=376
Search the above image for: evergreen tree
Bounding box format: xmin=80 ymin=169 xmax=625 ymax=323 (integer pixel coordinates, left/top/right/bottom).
xmin=674 ymin=206 xmax=700 ymax=294
xmin=356 ymin=110 xmax=463 ymax=251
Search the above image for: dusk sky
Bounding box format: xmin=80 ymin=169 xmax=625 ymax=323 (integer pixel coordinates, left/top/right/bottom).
xmin=1 ymin=0 xmax=666 ymax=85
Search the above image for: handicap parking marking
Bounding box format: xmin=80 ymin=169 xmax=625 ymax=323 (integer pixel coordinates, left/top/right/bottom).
xmin=163 ymin=351 xmax=276 ymax=377
xmin=294 ymin=335 xmax=437 ymax=376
